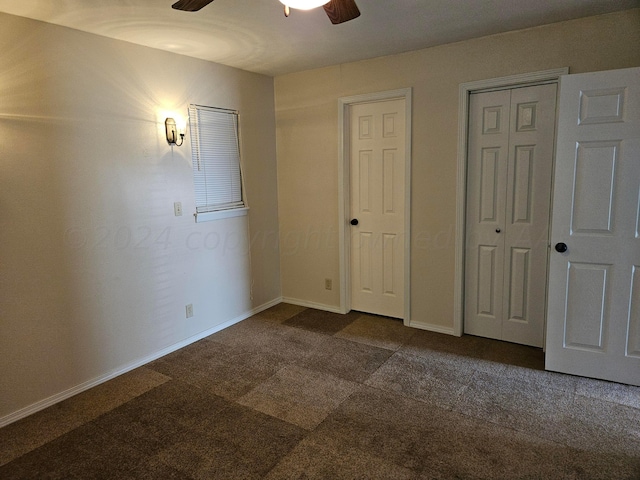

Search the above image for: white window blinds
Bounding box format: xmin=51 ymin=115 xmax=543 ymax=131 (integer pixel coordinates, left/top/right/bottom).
xmin=189 ymin=104 xmax=244 ymax=214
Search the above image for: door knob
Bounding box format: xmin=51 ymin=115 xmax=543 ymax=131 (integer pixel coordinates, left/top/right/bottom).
xmin=555 ymin=242 xmax=568 ymax=253
xmin=495 ymin=228 xmax=501 ymax=233
xmin=350 ymin=218 xmax=359 ymax=226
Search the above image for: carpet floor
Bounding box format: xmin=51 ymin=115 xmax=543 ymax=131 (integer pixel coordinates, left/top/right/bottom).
xmin=1 ymin=304 xmax=639 ymax=479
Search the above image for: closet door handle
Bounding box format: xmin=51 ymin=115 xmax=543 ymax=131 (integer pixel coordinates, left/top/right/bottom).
xmin=350 ymin=219 xmax=359 ymax=226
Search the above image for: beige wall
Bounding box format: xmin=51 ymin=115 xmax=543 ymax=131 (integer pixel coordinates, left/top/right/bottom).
xmin=0 ymin=12 xmax=280 ymax=422
xmin=275 ymin=9 xmax=640 ymax=329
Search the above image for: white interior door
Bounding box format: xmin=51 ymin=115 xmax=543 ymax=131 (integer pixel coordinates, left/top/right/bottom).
xmin=546 ymin=67 xmax=640 ymax=386
xmin=350 ymin=98 xmax=406 ymax=319
xmin=465 ymin=84 xmax=557 ymax=347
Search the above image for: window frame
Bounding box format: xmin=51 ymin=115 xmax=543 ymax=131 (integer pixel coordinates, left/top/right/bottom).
xmin=188 ymin=104 xmax=248 ymax=223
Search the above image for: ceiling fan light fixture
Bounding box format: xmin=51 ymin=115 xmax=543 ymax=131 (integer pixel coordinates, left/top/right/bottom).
xmin=278 ymin=0 xmax=329 ymax=11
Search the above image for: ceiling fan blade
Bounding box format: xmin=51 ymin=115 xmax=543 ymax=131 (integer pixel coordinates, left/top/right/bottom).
xmin=171 ymin=0 xmax=215 ymax=12
xmin=323 ymin=0 xmax=360 ymax=24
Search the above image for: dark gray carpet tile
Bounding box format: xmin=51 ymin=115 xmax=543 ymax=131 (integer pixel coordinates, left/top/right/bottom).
xmin=283 ymin=308 xmax=361 ymax=335
xmin=154 ymin=402 xmax=305 ymax=480
xmin=365 ymin=350 xmax=475 ymax=409
xmin=558 ymin=456 xmax=640 ymax=480
xmin=455 ymin=368 xmax=640 ymax=458
xmin=403 ymin=330 xmax=545 ymax=371
xmin=252 ymin=303 xmax=308 ymax=323
xmin=452 ymin=369 xmax=575 ymax=434
xmin=93 ymin=380 xmax=232 ymax=456
xmin=574 ymin=375 xmax=640 ymax=409
xmin=544 ymin=414 xmax=640 ymax=461
xmin=298 ymin=334 xmax=394 ymax=383
xmin=0 ymin=402 xmax=84 ymax=468
xmin=494 ymin=362 xmax=580 ymax=394
xmin=204 ymin=318 xmax=324 ymax=363
xmin=476 ymin=337 xmax=545 ymax=370
xmin=0 ymin=436 xmax=82 ymax=480
xmin=401 ymin=328 xmax=488 ymax=358
xmin=264 ymin=436 xmax=421 ymax=480
xmin=148 ymin=339 xmax=282 ymax=400
xmin=563 ymin=394 xmax=640 ymax=456
xmin=335 ymin=384 xmax=448 ymax=423
xmin=0 ymin=367 xmax=170 ymax=467
xmin=238 ymin=365 xmax=359 ymax=430
xmin=311 ymin=388 xmax=459 ymax=474
xmin=334 ymin=313 xmax=416 ymax=351
xmin=310 ymin=386 xmax=464 ymax=474
xmin=555 ymin=453 xmax=640 ymax=480
xmin=315 ymin=387 xmax=640 ymax=479
xmin=422 ymin=346 xmax=509 ymax=376
xmin=0 ymin=422 xmax=189 ymax=480
xmin=62 ymin=367 xmax=171 ymax=418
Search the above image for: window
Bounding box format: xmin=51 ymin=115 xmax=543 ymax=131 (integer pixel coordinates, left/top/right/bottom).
xmin=188 ymin=104 xmax=247 ymax=222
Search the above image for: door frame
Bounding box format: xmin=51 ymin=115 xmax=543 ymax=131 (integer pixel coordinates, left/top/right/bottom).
xmin=453 ymin=68 xmax=568 ymax=336
xmin=338 ymin=88 xmax=412 ymax=324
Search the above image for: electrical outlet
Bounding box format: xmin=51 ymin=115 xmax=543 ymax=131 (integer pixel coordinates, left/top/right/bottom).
xmin=185 ymin=304 xmax=194 ymax=318
xmin=325 ymin=278 xmax=332 ymax=290
xmin=174 ymin=202 xmax=183 ymax=216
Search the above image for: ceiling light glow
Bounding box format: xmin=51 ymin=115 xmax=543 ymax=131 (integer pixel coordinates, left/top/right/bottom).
xmin=278 ymin=0 xmax=329 ymax=11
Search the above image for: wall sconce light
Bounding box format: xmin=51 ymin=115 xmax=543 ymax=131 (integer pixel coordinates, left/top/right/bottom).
xmin=165 ymin=118 xmax=184 ymax=146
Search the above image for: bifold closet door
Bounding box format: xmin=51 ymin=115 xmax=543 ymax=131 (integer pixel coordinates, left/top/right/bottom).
xmin=465 ymin=84 xmax=557 ymax=347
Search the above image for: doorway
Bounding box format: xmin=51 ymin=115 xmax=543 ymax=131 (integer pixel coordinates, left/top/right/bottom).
xmin=338 ymin=89 xmax=412 ymax=324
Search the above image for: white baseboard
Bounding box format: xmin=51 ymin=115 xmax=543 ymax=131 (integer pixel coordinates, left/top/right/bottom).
xmin=408 ymin=320 xmax=458 ymax=336
xmin=0 ymin=298 xmax=281 ymax=429
xmin=281 ymin=297 xmax=343 ymax=314
xmin=252 ymin=296 xmax=283 ymax=313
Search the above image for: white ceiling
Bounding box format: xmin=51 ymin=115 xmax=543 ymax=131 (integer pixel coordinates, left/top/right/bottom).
xmin=0 ymin=0 xmax=638 ymax=76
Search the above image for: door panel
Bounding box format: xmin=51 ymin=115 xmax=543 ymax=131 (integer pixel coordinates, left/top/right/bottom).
xmin=564 ymin=262 xmax=608 ymax=350
xmin=358 ymin=232 xmax=373 ymax=292
xmin=465 ymin=90 xmax=510 ymax=340
xmin=477 ymin=245 xmax=498 ymax=316
xmin=546 ymin=67 xmax=640 ymax=386
xmin=382 ymin=233 xmax=397 ymax=295
xmin=383 ymin=149 xmax=398 ymax=214
xmin=502 ymin=84 xmax=557 ymax=347
xmin=480 ymin=148 xmax=502 ymax=223
xmin=572 ymin=141 xmax=618 ymax=233
xmin=511 ymin=146 xmax=534 ymax=224
xmin=350 ymin=98 xmax=405 ymax=319
xmin=508 ymin=247 xmax=530 ymax=321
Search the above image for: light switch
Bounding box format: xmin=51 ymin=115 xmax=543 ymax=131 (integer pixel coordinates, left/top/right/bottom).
xmin=174 ymin=202 xmax=182 ymax=216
